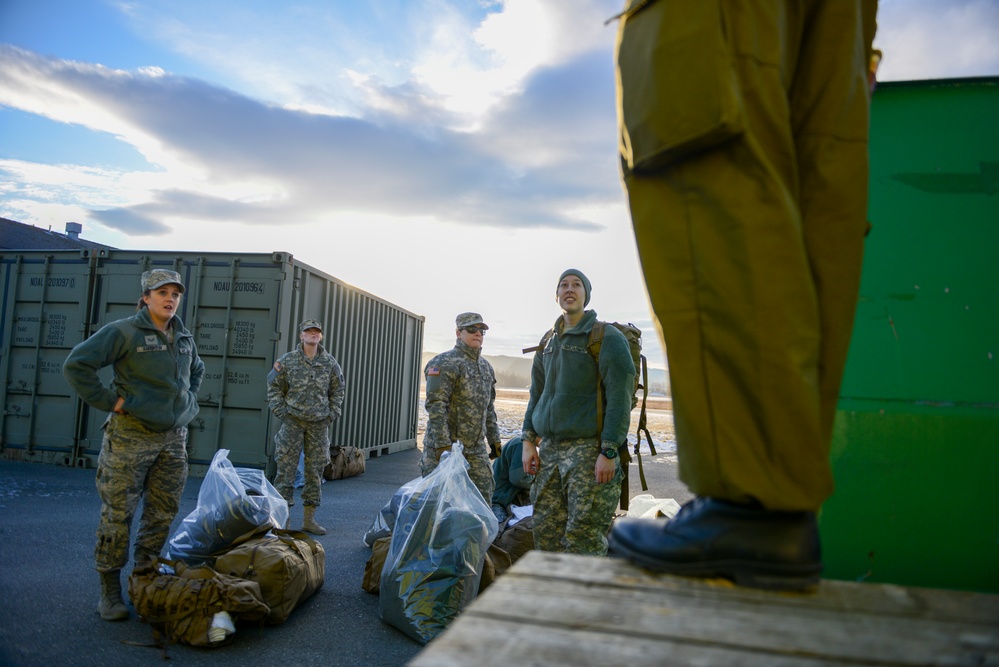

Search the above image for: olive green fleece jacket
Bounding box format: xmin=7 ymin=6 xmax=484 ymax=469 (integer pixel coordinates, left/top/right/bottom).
xmin=522 ymin=310 xmax=635 ymax=444
xmin=63 ymin=308 xmax=205 ymax=432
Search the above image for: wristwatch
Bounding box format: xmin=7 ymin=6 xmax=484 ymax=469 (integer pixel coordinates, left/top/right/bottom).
xmin=600 ymin=447 xmax=618 ymax=459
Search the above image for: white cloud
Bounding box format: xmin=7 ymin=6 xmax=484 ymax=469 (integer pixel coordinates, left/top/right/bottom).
xmin=411 ymin=0 xmax=621 ymax=126
xmin=0 ymin=47 xmax=204 ymax=176
xmin=0 ymin=40 xmax=619 ymax=234
xmin=875 ymin=0 xmax=999 ymax=81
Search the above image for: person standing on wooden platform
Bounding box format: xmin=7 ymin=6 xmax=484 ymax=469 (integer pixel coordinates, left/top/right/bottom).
xmin=608 ymin=0 xmax=879 ymax=591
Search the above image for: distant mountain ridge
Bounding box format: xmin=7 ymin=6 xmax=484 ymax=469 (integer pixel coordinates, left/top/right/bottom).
xmin=421 ymin=350 xmax=669 ymax=395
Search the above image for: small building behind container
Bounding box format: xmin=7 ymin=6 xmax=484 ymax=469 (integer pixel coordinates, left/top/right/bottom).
xmin=0 ymin=249 xmax=424 ymax=475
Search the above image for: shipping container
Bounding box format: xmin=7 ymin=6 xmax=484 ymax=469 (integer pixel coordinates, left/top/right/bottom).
xmin=820 ymin=77 xmax=999 ymax=593
xmin=0 ymin=250 xmax=424 ymax=475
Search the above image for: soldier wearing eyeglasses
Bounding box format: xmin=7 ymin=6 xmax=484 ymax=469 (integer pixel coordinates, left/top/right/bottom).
xmin=420 ymin=312 xmax=502 ymax=504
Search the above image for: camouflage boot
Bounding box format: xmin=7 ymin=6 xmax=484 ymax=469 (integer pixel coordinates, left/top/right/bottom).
xmin=98 ymin=570 xmax=129 ymax=621
xmin=302 ymin=506 xmax=326 ymax=535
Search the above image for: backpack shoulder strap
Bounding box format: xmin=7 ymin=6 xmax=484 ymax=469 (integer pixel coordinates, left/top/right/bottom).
xmin=587 ymin=320 xmax=606 ymax=363
xmin=522 ymin=328 xmax=555 ymax=355
xmin=588 ymin=320 xmax=607 ymax=444
xmin=588 ymin=320 xmax=632 ymax=510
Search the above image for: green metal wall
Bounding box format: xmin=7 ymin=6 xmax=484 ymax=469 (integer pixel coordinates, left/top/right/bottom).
xmin=0 ymin=252 xmax=100 ymax=459
xmin=820 ymin=78 xmax=999 ymax=593
xmin=0 ymin=250 xmax=424 ymax=475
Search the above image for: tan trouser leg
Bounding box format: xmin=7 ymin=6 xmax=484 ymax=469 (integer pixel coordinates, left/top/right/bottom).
xmin=623 ymin=0 xmax=876 ymax=510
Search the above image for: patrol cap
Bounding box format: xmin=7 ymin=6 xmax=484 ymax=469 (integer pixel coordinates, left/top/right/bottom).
xmin=141 ymin=269 xmax=185 ymax=293
xmin=455 ymin=312 xmax=489 ymax=330
xmin=300 ymin=319 xmax=323 ymax=332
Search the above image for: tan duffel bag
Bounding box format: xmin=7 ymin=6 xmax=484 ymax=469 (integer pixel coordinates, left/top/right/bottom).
xmin=216 ymin=529 xmax=325 ymax=624
xmin=361 ymin=536 xmax=392 ymax=594
xmin=324 ymin=445 xmax=366 ymax=480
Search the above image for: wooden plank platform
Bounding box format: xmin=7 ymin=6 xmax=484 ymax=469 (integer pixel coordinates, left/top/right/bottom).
xmin=408 ymin=550 xmax=999 ymax=666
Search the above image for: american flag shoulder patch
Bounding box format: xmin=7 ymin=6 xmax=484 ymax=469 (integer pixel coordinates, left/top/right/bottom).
xmin=426 ymin=366 xmax=440 ymax=377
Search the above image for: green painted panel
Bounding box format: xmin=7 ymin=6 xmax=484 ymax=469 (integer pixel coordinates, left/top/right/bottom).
xmin=842 ymin=78 xmax=999 ymax=402
xmin=822 ymin=400 xmax=999 ymax=593
xmin=822 ymin=78 xmax=999 ymax=594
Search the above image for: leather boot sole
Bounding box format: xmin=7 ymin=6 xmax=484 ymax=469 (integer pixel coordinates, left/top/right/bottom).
xmin=97 ymin=600 xmax=129 ymax=621
xmin=608 ymin=532 xmax=821 ymax=592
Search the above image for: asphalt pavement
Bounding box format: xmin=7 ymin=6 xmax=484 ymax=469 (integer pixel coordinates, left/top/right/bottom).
xmin=0 ymin=444 xmax=691 ymax=667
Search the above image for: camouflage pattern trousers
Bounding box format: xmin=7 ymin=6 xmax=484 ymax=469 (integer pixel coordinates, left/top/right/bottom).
xmin=273 ymin=417 xmax=330 ymax=507
xmin=95 ymin=413 xmax=188 ymax=572
xmin=530 ymin=437 xmax=623 ymax=556
xmin=420 ymin=439 xmax=495 ymax=507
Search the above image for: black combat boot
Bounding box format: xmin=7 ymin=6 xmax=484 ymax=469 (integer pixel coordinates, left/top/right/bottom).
xmin=609 ymin=497 xmax=822 ymax=592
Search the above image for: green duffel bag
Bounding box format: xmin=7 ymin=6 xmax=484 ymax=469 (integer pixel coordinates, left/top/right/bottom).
xmin=216 ymin=529 xmax=325 ymax=624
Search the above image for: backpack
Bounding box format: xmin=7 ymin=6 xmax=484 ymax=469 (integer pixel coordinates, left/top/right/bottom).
xmin=128 ymin=558 xmax=270 ymax=654
xmin=523 ymin=321 xmax=657 ymax=510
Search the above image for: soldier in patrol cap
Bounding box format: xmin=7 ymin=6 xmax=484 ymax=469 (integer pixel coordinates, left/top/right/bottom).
xmin=267 ymin=318 xmax=346 ymax=535
xmin=64 ymin=268 xmax=205 ymax=621
xmin=420 ymin=312 xmax=502 ymax=503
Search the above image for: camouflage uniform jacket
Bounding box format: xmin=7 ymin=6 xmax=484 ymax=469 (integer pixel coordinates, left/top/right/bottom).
xmin=267 ymin=343 xmax=346 ymax=423
xmin=522 ymin=309 xmax=635 ymax=445
xmin=63 ymin=307 xmax=205 ymax=432
xmin=424 ymin=339 xmax=501 ymax=455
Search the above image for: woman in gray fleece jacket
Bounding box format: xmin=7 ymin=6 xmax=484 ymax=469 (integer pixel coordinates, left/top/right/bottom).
xmin=63 ymin=269 xmax=204 ymax=622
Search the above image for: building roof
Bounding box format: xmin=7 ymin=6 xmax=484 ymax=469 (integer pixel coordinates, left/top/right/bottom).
xmin=0 ymin=217 xmax=116 ymax=251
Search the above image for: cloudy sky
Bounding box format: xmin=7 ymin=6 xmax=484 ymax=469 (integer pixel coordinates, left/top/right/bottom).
xmin=2 ymin=0 xmax=997 ymax=363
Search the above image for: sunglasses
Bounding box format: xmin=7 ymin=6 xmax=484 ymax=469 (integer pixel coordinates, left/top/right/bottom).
xmin=462 ymin=326 xmax=487 ymax=335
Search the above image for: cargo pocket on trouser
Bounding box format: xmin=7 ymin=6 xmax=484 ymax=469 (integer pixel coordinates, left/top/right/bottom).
xmin=614 ymin=0 xmax=744 ymax=172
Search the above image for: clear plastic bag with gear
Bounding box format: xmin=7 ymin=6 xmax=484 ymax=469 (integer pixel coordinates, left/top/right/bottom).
xmin=378 ymin=441 xmax=499 ymax=644
xmin=168 ymin=449 xmax=289 ymax=565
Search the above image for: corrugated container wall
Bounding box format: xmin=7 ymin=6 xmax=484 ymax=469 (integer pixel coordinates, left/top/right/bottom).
xmin=0 ymin=250 xmax=424 ymax=475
